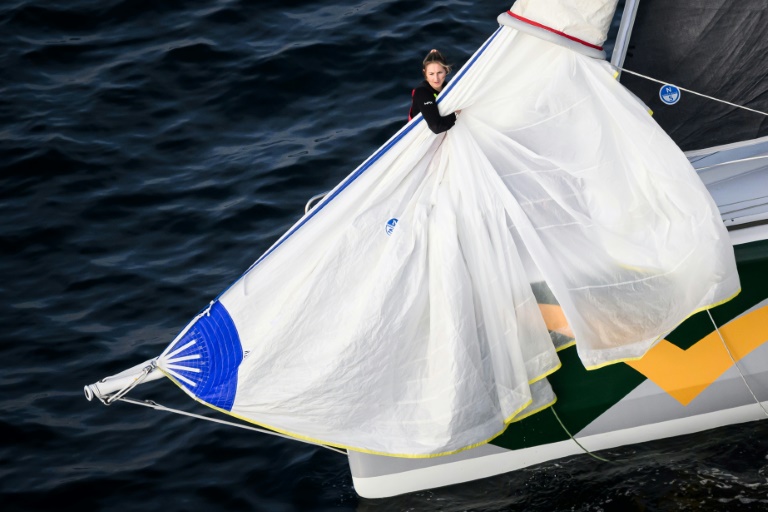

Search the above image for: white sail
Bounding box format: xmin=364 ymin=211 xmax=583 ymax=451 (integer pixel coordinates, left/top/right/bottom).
xmin=125 ymin=1 xmax=741 ymax=457
xmin=509 ymin=0 xmax=619 ymax=46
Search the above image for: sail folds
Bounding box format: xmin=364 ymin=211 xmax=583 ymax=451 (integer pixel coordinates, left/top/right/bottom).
xmin=156 ymin=19 xmax=739 ymax=456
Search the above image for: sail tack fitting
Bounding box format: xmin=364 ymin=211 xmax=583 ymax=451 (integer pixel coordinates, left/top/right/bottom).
xmin=84 ymin=358 xmax=162 ymax=405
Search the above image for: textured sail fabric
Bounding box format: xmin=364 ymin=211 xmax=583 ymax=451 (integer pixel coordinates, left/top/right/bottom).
xmin=509 ymin=0 xmax=619 ymax=46
xmin=157 ymin=24 xmax=739 ymax=456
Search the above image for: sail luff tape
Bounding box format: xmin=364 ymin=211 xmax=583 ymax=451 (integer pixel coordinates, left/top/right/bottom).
xmin=498 ymin=11 xmax=607 ymax=59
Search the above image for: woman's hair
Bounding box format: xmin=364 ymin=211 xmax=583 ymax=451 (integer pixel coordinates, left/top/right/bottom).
xmin=422 ymin=49 xmax=452 ymax=74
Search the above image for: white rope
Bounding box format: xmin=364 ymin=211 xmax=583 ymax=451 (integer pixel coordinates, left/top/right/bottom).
xmin=116 ymin=396 xmax=348 ymax=455
xmin=618 ymin=68 xmax=768 ymax=117
xmin=706 ymin=310 xmax=768 ymax=417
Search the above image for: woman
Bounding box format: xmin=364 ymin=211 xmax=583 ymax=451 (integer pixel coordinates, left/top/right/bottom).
xmin=408 ymin=49 xmax=458 ymax=134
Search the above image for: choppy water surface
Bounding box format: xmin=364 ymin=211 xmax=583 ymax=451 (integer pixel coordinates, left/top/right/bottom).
xmin=2 ymin=1 xmax=767 ymax=510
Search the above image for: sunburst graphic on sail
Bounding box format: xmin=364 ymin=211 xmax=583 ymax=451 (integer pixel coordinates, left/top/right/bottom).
xmin=158 ymin=302 xmax=243 ymax=411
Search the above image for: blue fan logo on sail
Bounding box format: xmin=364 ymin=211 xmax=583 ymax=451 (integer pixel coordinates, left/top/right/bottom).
xmin=386 ymin=218 xmax=398 ymax=236
xmin=659 ymin=84 xmax=681 ymax=105
xmin=157 ymin=301 xmax=243 ymax=411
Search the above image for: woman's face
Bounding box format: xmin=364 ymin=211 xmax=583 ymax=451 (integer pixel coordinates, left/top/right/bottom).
xmin=424 ymin=63 xmax=447 ymax=91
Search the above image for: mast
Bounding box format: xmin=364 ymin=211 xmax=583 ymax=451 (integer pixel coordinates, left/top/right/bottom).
xmin=610 ymin=0 xmax=641 ymax=74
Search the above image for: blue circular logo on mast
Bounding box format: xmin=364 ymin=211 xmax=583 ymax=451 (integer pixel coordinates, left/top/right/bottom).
xmin=659 ymin=84 xmax=681 ymax=105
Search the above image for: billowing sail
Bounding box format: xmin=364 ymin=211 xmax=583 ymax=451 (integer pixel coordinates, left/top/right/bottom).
xmin=620 ymin=0 xmax=768 ymax=150
xmin=123 ymin=1 xmax=739 ymax=457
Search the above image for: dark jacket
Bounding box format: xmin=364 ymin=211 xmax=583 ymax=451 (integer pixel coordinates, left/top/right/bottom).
xmin=408 ymin=80 xmax=456 ymax=134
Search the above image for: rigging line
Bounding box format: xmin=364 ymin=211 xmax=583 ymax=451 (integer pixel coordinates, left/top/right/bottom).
xmin=721 ymin=203 xmax=768 ymax=216
xmin=115 ymin=397 xmax=348 ymax=455
xmin=716 ymin=194 xmax=768 ymax=209
xmin=104 ymin=361 xmax=156 ymax=405
xmin=618 ymin=68 xmax=768 ymax=118
xmin=550 ymin=407 xmax=612 ymax=463
xmin=706 ymin=310 xmax=768 ymax=417
xmin=694 ymin=155 xmax=768 ymax=172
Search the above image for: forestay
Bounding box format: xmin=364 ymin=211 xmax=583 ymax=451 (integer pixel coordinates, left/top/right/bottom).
xmin=144 ymin=1 xmax=739 ymax=457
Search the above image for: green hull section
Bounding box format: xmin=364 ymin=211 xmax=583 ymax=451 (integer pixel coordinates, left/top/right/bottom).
xmin=492 ymin=238 xmax=768 ymax=451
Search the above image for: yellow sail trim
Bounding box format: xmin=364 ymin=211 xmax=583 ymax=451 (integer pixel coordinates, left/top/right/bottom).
xmin=582 ymin=288 xmax=742 ymax=370
xmin=510 ymin=396 xmax=557 ymax=423
xmin=156 ymin=365 xmax=566 ymax=459
xmin=529 ymin=361 xmax=561 ymax=385
xmin=159 ymin=366 xmax=538 ymax=458
xmin=153 ymin=291 xmax=743 ymax=456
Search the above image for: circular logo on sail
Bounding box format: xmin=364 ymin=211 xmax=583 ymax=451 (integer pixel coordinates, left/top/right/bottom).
xmin=659 ymin=84 xmax=681 ymax=105
xmin=385 ymin=218 xmax=398 ymax=236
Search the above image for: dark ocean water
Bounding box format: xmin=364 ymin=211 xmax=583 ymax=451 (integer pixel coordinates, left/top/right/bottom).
xmin=1 ymin=1 xmax=767 ymax=510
